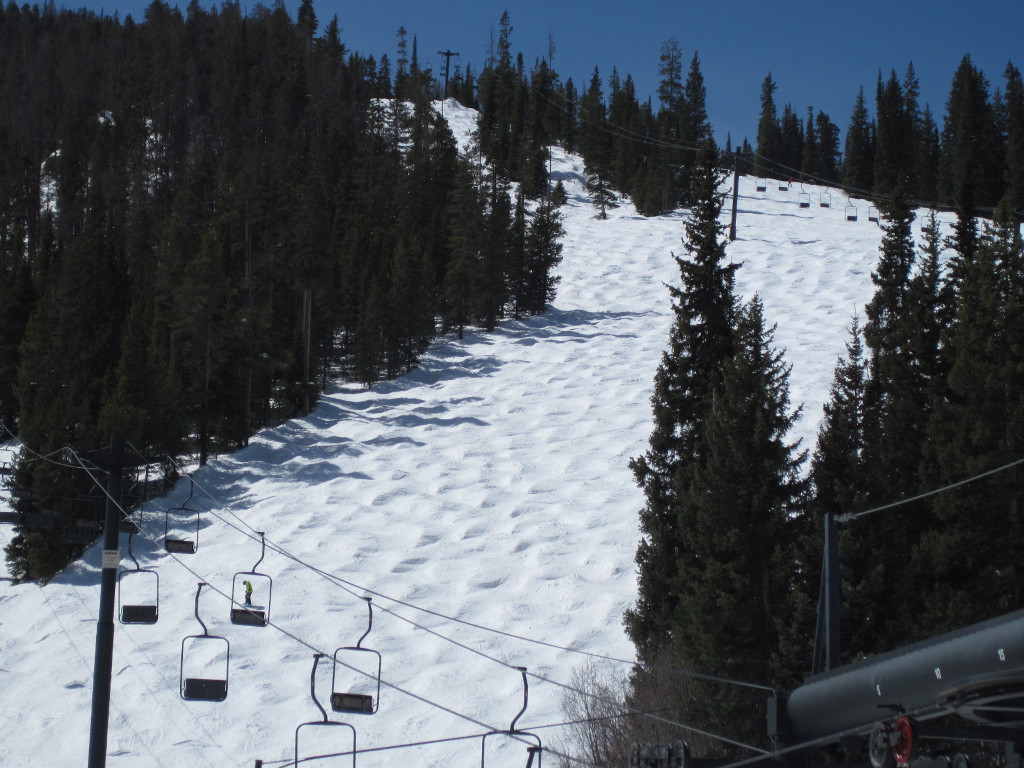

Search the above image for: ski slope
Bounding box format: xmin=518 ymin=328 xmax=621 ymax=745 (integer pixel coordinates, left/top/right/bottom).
xmin=0 ymin=100 xmax=950 ymax=767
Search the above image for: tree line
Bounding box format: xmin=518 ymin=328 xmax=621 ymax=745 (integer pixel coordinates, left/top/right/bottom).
xmin=0 ymin=2 xmax=567 ymax=581
xmin=751 ymin=58 xmax=1024 ymax=216
xmin=614 ymin=135 xmax=1024 ymax=767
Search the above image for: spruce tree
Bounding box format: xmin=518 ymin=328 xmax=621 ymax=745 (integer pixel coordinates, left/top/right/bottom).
xmin=672 ymin=296 xmax=807 ymax=749
xmin=754 ymin=73 xmax=781 ymax=177
xmin=856 ymin=184 xmax=932 ymax=651
xmin=0 ymin=257 xmax=35 ymax=429
xmin=625 ymin=138 xmax=739 ymax=661
xmin=814 ymin=110 xmax=842 ymax=183
xmin=808 ymin=319 xmax=872 ymax=662
xmin=939 ymin=55 xmax=1002 ymax=208
xmin=520 ymin=193 xmax=564 ymax=316
xmin=919 ymin=200 xmax=1024 ymax=633
xmin=843 ymin=87 xmax=875 ymax=192
xmin=873 ymin=69 xmax=909 ymax=196
xmin=1003 ymin=62 xmax=1024 ymax=215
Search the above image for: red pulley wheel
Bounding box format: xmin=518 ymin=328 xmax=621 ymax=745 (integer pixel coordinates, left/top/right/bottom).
xmin=893 ymin=716 xmax=917 ymax=765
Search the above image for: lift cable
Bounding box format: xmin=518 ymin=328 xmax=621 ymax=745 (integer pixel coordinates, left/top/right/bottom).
xmin=71 ymin=448 xmax=702 ymax=764
xmin=162 ymin=454 xmax=775 ymax=699
xmin=148 ymin=455 xmax=768 ymax=753
xmin=838 ymin=454 xmax=1024 ymax=523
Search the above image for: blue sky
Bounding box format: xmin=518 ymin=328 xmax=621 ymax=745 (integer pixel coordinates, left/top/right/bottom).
xmin=82 ymin=0 xmax=1022 ymax=145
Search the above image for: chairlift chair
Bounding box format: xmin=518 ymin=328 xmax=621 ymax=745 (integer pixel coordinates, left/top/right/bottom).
xmin=332 ymin=597 xmax=382 ymax=715
xmin=778 ymin=179 xmax=789 ymax=191
xmin=296 ymin=653 xmax=357 ymax=768
xmin=820 ymin=191 xmax=832 ymax=208
xmin=755 ymin=178 xmax=767 ymax=192
xmin=165 ymin=477 xmax=199 ymax=554
xmin=481 ymin=667 xmax=543 ymax=768
xmin=118 ymin=530 xmax=159 ymax=624
xmin=845 ymin=204 xmax=858 ymax=222
xmin=798 ymin=192 xmax=810 ymax=208
xmin=230 ymin=531 xmax=272 ymax=627
xmin=868 ymin=206 xmax=879 ymax=223
xmin=180 ymin=582 xmax=229 ymax=701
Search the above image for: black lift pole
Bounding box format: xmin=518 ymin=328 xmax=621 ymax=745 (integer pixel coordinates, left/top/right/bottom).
xmin=729 ymin=151 xmax=740 ymax=241
xmin=437 ymin=49 xmax=459 ymax=115
xmin=87 ymin=434 xmax=125 ymax=768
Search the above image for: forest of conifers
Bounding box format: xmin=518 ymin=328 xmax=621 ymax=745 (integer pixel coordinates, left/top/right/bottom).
xmin=0 ymin=0 xmax=1022 ymax=600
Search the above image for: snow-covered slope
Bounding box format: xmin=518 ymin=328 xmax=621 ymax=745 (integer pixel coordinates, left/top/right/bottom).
xmin=0 ymin=100 xmax=949 ymax=767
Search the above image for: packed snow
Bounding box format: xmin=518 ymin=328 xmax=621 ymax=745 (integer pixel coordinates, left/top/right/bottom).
xmin=0 ymin=100 xmax=952 ymax=767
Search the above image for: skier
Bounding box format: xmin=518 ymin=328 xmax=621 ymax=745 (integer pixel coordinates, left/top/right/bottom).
xmin=244 ymin=580 xmax=254 ymax=606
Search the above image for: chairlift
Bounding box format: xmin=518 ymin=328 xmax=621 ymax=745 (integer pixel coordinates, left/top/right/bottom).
xmin=118 ymin=530 xmax=159 ymax=624
xmin=230 ymin=531 xmax=272 ymax=627
xmin=798 ymin=192 xmax=810 ymax=208
xmin=820 ymin=191 xmax=832 ymax=208
xmin=165 ymin=477 xmax=199 ymax=554
xmin=180 ymin=582 xmax=229 ymax=701
xmin=778 ymin=179 xmax=789 ymax=191
xmin=332 ymin=597 xmax=382 ymax=715
xmin=480 ymin=666 xmax=543 ymax=768
xmin=868 ymin=206 xmax=879 ymax=223
xmin=845 ymin=204 xmax=858 ymax=222
xmin=755 ymin=178 xmax=767 ymax=192
xmin=296 ymin=653 xmax=357 ymax=768
xmin=632 ymin=741 xmax=691 ymax=768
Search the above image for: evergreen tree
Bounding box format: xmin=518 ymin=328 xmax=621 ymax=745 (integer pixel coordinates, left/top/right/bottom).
xmin=657 ymin=39 xmax=684 ymax=117
xmin=814 ymin=110 xmax=842 ymax=183
xmin=0 ymin=257 xmax=35 ymax=428
xmin=578 ymin=67 xmax=609 ymax=177
xmin=801 ymin=106 xmax=818 ymax=180
xmin=843 ymin=86 xmax=875 ymax=192
xmin=919 ymin=200 xmax=1024 ymax=633
xmin=625 ymin=138 xmax=739 ymax=661
xmin=856 ymin=184 xmax=931 ymax=651
xmin=915 ymin=105 xmax=942 ymax=202
xmin=754 ymin=73 xmax=781 ymax=177
xmin=1003 ymin=62 xmax=1024 ymax=216
xmin=939 ymin=54 xmax=1002 ymax=209
xmin=807 ymin=318 xmax=888 ymax=661
xmin=587 ymin=171 xmax=618 ymax=219
xmin=681 ymin=52 xmax=710 ymax=145
xmin=671 ymin=296 xmax=807 ymax=747
xmin=520 ymin=193 xmax=564 ymax=316
xmin=779 ymin=103 xmax=803 ymax=173
xmin=873 ymin=69 xmax=910 ymax=196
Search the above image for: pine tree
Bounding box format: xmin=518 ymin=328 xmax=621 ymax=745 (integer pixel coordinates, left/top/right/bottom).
xmin=843 ymin=86 xmax=875 ymax=192
xmin=519 ymin=192 xmax=564 ymax=316
xmin=939 ymin=55 xmax=1002 ymax=208
xmin=578 ymin=67 xmax=609 ymax=177
xmin=919 ymin=200 xmax=1024 ymax=633
xmin=814 ymin=110 xmax=842 ymax=183
xmin=779 ymin=103 xmax=803 ymax=173
xmin=873 ymin=69 xmax=909 ymax=196
xmin=1003 ymin=62 xmax=1024 ymax=215
xmin=915 ymin=105 xmax=941 ymax=201
xmin=587 ymin=171 xmax=618 ymax=219
xmin=625 ymin=138 xmax=739 ymax=661
xmin=856 ymin=183 xmax=933 ymax=651
xmin=657 ymin=39 xmax=684 ymax=117
xmin=671 ymin=296 xmax=807 ymax=748
xmin=0 ymin=256 xmax=35 ymax=428
xmin=754 ymin=73 xmax=781 ymax=177
xmin=808 ymin=319 xmax=870 ymax=662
